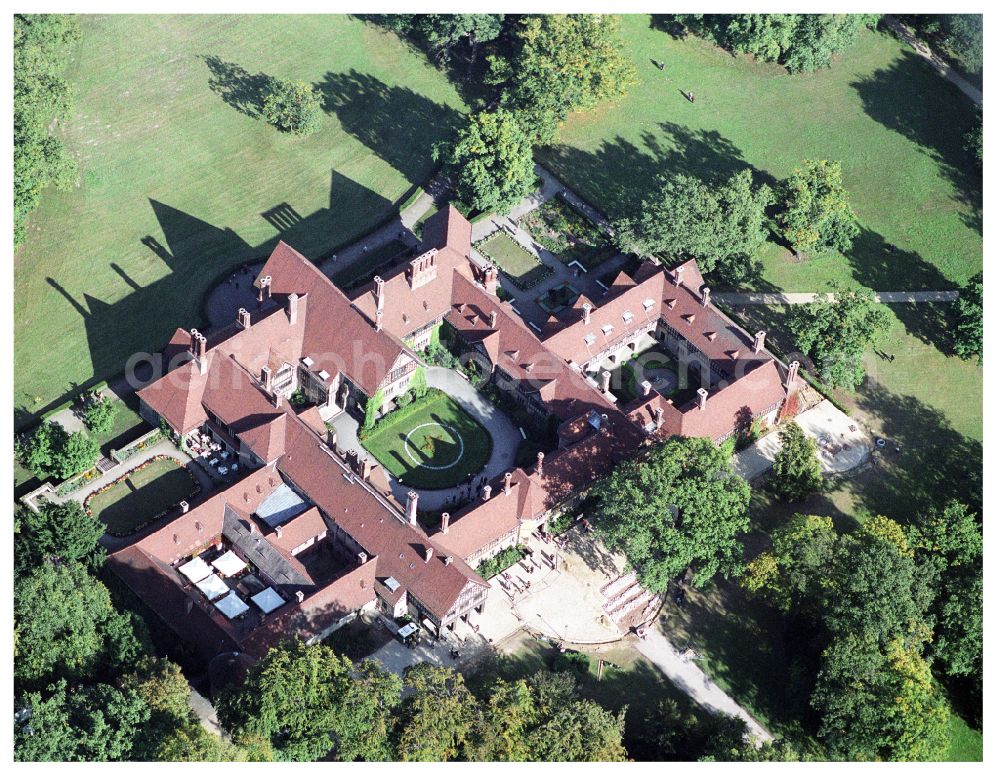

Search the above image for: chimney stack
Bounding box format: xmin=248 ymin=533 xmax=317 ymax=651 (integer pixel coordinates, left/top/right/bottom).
xmin=441 ymin=512 xmax=450 ymax=534
xmin=373 ymin=276 xmax=385 ymax=312
xmin=582 ymin=302 xmax=592 ymax=325
xmin=190 ymin=328 xmax=200 ymax=355
xmin=482 ymin=484 xmax=492 ymax=501
xmin=261 ymin=365 xmax=273 ymax=392
xmin=489 ymin=310 xmax=498 ymax=329
xmin=754 ymin=330 xmax=766 ymax=354
xmin=601 ymin=370 xmax=612 ymax=394
xmin=697 ymin=387 xmax=708 ymax=410
xmin=654 ymin=406 xmax=664 ymax=429
xmin=424 ymin=546 xmax=433 ymax=564
xmin=375 ymin=309 xmax=383 ymax=333
xmin=195 ymin=334 xmax=208 ymax=374
xmin=361 ymin=458 xmax=374 ymax=481
xmin=484 ymin=264 xmax=499 ymax=296
xmin=444 ymin=555 xmax=453 ymax=566
xmin=237 ymin=308 xmax=251 ymax=329
xmin=275 ymin=525 xmax=283 ymax=538
xmin=536 ymin=451 xmax=545 ymax=476
xmin=258 ymin=275 xmax=272 ymax=303
xmin=180 ymin=500 xmax=190 ymax=514
xmin=503 ymin=472 xmax=512 ymax=495
xmin=406 ymin=490 xmax=419 ymax=525
xmin=296 ymin=590 xmax=305 ymax=603
xmin=701 ymin=286 xmax=711 ymax=307
xmin=326 ymin=429 xmax=337 ymax=450
xmin=287 ymin=292 xmax=298 ymax=325
xmin=674 ymin=266 xmax=684 ymax=287
xmin=358 ymin=551 xmax=368 ymax=564
xmin=640 ymin=380 xmax=652 ymax=397
xmin=785 ymin=360 xmax=800 ymax=390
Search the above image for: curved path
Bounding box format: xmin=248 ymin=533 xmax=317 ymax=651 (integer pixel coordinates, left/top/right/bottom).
xmin=330 ymin=367 xmax=521 ymax=512
xmin=885 ymin=16 xmax=982 ymax=106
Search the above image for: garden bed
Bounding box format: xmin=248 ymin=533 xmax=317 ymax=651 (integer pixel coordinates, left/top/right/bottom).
xmin=519 ymin=195 xmax=616 ymax=271
xmin=477 ymin=544 xmax=528 ymax=580
xmin=85 ymin=455 xmax=200 ymax=536
xmin=476 ymin=232 xmax=552 ymax=290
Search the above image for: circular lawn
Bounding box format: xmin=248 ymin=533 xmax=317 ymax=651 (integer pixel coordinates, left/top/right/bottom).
xmin=361 ymin=393 xmax=493 ymax=489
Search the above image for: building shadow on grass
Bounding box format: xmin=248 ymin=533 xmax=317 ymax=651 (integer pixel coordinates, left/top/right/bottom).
xmin=316 ymin=68 xmax=464 ymax=184
xmin=852 ymin=49 xmax=982 ymax=235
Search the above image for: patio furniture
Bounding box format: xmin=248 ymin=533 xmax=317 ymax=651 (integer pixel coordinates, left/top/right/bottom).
xmin=178 ymin=556 xmax=213 ymax=583
xmin=219 ymin=466 xmax=228 ymax=476
xmin=209 ymin=458 xmax=218 ymax=467
xmin=220 ymin=451 xmax=229 ymax=460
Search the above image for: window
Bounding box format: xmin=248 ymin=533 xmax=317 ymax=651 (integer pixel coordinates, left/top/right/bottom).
xmin=584 ymin=333 xmax=596 ymax=346
xmin=622 ymin=311 xmax=633 ymax=324
xmin=643 ymin=298 xmax=655 ymax=311
xmin=601 ymin=324 xmax=614 ymax=336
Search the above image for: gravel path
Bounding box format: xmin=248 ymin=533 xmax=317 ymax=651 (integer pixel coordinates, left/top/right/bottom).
xmin=884 ymin=16 xmax=982 ymax=106
xmin=637 ymin=628 xmax=772 ymax=744
xmin=713 ymin=290 xmax=959 ymax=305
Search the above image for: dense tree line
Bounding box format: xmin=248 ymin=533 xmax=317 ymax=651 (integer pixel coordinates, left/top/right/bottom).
xmin=14 ymin=14 xmax=80 ymax=249
xmin=667 ymin=14 xmax=881 ymax=73
xmin=902 ymin=14 xmax=982 ymax=76
xmin=742 ymin=505 xmax=982 ymax=760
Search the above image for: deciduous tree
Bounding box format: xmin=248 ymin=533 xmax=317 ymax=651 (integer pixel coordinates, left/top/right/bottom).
xmin=592 ymin=437 xmax=751 ymax=590
xmin=777 ymin=159 xmax=859 ymax=257
xmin=262 ymin=79 xmax=324 ymax=136
xmin=787 ymin=283 xmax=892 ymax=389
xmin=15 ymin=500 xmax=105 ymax=572
xmin=443 ymin=108 xmax=535 ymax=215
xmin=954 ymin=271 xmax=982 ymax=363
xmin=397 ymin=664 xmax=479 ymax=761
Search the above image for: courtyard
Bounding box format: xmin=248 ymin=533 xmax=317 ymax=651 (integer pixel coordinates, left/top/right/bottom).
xmin=518 ymin=194 xmax=616 ymax=271
xmin=85 ymin=456 xmax=199 ymax=536
xmin=361 ymin=392 xmax=493 ymax=490
xmin=476 ymin=231 xmax=551 ymax=290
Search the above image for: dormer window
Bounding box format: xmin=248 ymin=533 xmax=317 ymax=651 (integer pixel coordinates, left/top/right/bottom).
xmin=302 ymin=356 xmax=314 ymax=367
xmin=584 ymin=334 xmax=596 ymax=346
xmin=622 ymin=311 xmax=633 ymax=324
xmin=643 ymin=298 xmax=655 ymax=311
xmin=318 ymin=369 xmax=330 ymax=381
xmin=601 ymin=324 xmax=614 ymax=336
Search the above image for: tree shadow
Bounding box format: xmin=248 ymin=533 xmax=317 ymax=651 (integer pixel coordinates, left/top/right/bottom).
xmin=316 ymin=69 xmax=465 ymax=183
xmin=844 ymin=225 xmax=958 ymax=356
xmin=852 ymin=382 xmax=982 ymax=518
xmin=201 ymin=55 xmax=274 ymax=119
xmin=851 ymin=49 xmax=982 ymax=234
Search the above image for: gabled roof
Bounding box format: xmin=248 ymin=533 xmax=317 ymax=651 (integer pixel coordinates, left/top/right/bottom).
xmin=269 ymin=506 xmax=327 ymax=554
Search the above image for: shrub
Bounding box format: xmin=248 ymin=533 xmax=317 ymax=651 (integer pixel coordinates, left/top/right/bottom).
xmin=551 ymin=650 xmax=590 ymax=679
xmin=82 ymin=394 xmax=117 ymax=435
xmin=262 ymin=79 xmax=324 ymax=136
xmin=477 ymin=544 xmax=527 ymax=580
xmin=396 ymin=391 xmax=414 ymax=408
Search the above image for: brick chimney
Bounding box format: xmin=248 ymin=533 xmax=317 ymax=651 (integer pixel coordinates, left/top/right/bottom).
xmin=237 ymin=308 xmax=251 ymax=329
xmin=326 ymin=428 xmax=337 ymax=450
xmin=482 ymin=484 xmax=492 ymax=501
xmin=373 ymin=276 xmax=385 ymax=312
xmin=441 ymin=512 xmax=450 ymax=534
xmin=754 ymin=330 xmax=766 ymax=354
xmin=582 ymin=302 xmax=592 ymax=325
xmin=406 ymin=490 xmax=419 ymax=525
xmin=536 ymin=451 xmax=545 ymax=476
xmin=786 ymin=360 xmax=800 ymax=391
xmin=424 ymin=546 xmax=433 ymax=563
xmin=697 ymin=387 xmax=708 ymax=410
xmin=192 ymin=332 xmax=207 ymax=375
xmin=408 ymin=251 xmax=438 ymax=290
xmin=654 ymin=406 xmax=664 ymax=429
xmin=361 ymin=457 xmax=374 ymax=481
xmin=701 ymin=286 xmax=711 ymax=307
xmin=641 ymin=380 xmax=652 ymax=397
xmin=484 ymin=264 xmax=499 ymax=296
xmin=258 ymin=274 xmax=272 ymax=303
xmin=275 ymin=524 xmax=283 ymax=538
xmin=489 ymin=310 xmax=498 ymax=329
xmin=601 ymin=370 xmax=612 ymax=394
xmin=674 ymin=266 xmax=684 ymax=287
xmin=286 ymin=292 xmax=298 ymax=325
xmin=261 ymin=365 xmax=273 ymax=392
xmin=503 ymin=472 xmax=512 ymax=495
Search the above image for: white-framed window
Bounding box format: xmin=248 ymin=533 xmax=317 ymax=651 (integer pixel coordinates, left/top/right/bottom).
xmin=584 ymin=333 xmax=596 ymax=346
xmin=601 ymin=324 xmax=614 ymax=336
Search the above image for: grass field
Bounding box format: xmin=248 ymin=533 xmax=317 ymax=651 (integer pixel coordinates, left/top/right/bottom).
xmin=86 ymin=457 xmax=196 ymax=535
xmin=14 ymin=15 xmax=466 ymax=426
xmin=361 ymin=393 xmax=492 ymax=489
xmin=477 ymin=232 xmax=551 ymax=290
xmin=543 ymin=17 xmax=981 ymax=294
xmin=947 ymin=713 xmax=984 ymax=761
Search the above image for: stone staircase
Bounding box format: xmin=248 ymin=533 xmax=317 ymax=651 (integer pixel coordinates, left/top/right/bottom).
xmin=600 ymin=571 xmax=662 ymax=631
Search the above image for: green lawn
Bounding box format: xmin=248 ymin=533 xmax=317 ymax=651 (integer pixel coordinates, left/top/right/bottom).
xmin=476 ymin=232 xmax=551 ymax=290
xmin=14 ymin=15 xmax=466 ymax=427
xmin=361 ymin=393 xmax=492 ymax=489
xmin=543 ymin=17 xmax=981 ymax=294
xmin=946 ymin=713 xmax=983 ymax=762
xmin=86 ymin=457 xmax=198 ymax=535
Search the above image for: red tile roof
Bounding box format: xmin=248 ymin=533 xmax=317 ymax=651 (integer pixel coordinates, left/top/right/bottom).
xmin=269 ymin=506 xmax=327 ymax=554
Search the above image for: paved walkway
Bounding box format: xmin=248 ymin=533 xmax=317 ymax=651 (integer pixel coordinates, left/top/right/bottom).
xmin=636 ymin=627 xmax=772 ymax=744
xmin=885 ymin=16 xmax=983 ymax=106
xmin=714 ymin=290 xmax=958 ymax=305
xmin=330 ymin=367 xmax=521 ymax=512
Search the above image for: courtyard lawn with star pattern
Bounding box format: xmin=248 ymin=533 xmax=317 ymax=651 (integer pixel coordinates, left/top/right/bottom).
xmin=362 ymin=394 xmax=492 ymax=490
